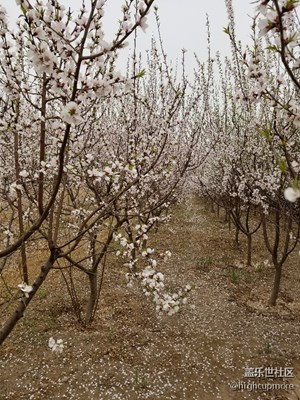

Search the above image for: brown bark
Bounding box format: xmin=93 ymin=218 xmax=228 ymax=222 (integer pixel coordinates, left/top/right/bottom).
xmin=0 ymin=251 xmax=57 ymax=346
xmin=269 ymin=265 xmax=282 ymax=306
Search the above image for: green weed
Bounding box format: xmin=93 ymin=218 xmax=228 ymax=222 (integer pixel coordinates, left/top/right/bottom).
xmin=226 ymin=267 xmax=240 ymax=284
xmin=196 ymin=256 xmax=214 ymax=272
xmin=37 ymin=288 xmax=47 ymax=299
xmin=263 ymin=341 xmax=272 ymax=354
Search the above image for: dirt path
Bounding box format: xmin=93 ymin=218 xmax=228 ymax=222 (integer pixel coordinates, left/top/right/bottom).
xmin=1 ymin=198 xmax=300 ymax=399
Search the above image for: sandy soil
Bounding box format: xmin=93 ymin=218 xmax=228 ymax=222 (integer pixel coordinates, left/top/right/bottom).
xmin=1 ymin=198 xmax=300 ymax=400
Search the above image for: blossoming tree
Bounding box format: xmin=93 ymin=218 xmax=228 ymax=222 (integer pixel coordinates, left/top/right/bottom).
xmin=0 ymin=0 xmax=202 ymax=345
xmin=0 ymin=0 xmax=158 ymax=344
xmin=194 ymin=0 xmax=300 ymax=305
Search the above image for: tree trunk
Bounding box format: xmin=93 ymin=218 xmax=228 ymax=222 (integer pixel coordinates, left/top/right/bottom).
xmin=85 ymin=272 xmax=97 ymax=326
xmin=0 ymin=254 xmax=56 ymax=345
xmin=247 ymin=234 xmax=252 ymax=267
xmin=269 ymin=265 xmax=282 ymax=306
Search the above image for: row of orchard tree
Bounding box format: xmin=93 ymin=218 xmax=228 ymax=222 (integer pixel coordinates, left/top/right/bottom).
xmin=0 ymin=0 xmax=299 ymax=345
xmin=0 ymin=0 xmax=207 ymax=344
xmin=195 ymin=0 xmax=300 ymax=306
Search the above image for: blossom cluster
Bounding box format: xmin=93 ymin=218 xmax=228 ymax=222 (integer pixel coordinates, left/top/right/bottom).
xmin=48 ymin=337 xmax=64 ymax=353
xmin=114 ymin=225 xmax=192 ymax=316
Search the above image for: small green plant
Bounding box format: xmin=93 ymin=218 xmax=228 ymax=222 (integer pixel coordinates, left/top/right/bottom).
xmin=196 ymin=256 xmax=214 ymax=272
xmin=263 ymin=341 xmax=272 ymax=354
xmin=1 ymin=290 xmax=12 ymax=303
xmin=254 ymin=263 xmax=264 ymax=273
xmin=37 ymin=288 xmax=48 ymax=299
xmin=226 ymin=267 xmax=240 ymax=284
xmin=254 ymin=259 xmax=270 ymax=273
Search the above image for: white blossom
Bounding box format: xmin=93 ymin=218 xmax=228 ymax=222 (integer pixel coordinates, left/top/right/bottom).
xmin=284 ymin=187 xmax=300 ymax=202
xmin=61 ymin=102 xmax=83 ymax=125
xmin=19 ymin=170 xmax=29 ymax=178
xmin=18 ymin=282 xmax=33 ymax=298
xmin=48 ymin=337 xmax=64 ymax=353
xmin=139 ymin=16 xmax=148 ymax=33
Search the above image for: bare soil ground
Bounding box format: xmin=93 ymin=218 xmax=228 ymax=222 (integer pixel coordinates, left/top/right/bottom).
xmin=1 ymin=197 xmax=300 ymax=400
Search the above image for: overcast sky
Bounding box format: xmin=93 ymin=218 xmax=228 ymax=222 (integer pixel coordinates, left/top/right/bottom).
xmin=1 ymin=0 xmax=256 ymax=75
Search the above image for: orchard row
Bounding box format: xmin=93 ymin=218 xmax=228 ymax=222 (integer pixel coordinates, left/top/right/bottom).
xmin=0 ymin=0 xmax=299 ymax=344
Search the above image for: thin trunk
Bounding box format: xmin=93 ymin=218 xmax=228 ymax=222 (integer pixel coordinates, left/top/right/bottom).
xmin=247 ymin=234 xmax=252 ymax=267
xmin=38 ymin=73 xmax=47 ymax=216
xmin=53 ymin=181 xmax=67 ymax=243
xmin=85 ymin=272 xmax=97 ymax=325
xmin=0 ymin=253 xmax=56 ymax=345
xmin=269 ymin=265 xmax=282 ymax=306
xmin=91 ymin=252 xmax=108 ymax=323
xmin=84 ymin=221 xmax=119 ymax=326
xmin=14 ymin=120 xmax=28 ymax=283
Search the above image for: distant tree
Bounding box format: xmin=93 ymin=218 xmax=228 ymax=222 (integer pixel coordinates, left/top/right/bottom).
xmin=194 ymin=0 xmax=300 ymax=305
